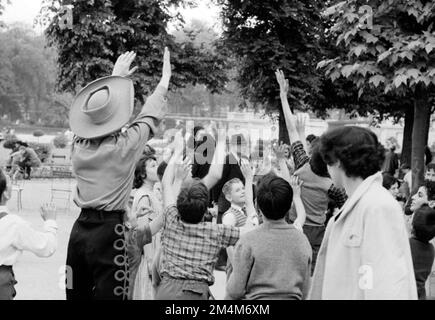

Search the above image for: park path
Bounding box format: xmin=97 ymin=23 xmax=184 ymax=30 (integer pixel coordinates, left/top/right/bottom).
xmin=9 ymin=179 xmax=226 ymax=300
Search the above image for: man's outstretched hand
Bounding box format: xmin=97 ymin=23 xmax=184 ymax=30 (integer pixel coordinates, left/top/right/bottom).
xmin=160 ymin=47 xmax=171 ymax=89
xmin=112 ymin=51 xmax=138 ymax=77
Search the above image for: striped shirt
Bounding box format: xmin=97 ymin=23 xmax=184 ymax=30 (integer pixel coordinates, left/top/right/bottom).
xmin=223 ymin=205 xmax=247 ymax=227
xmin=291 ymin=141 xmax=347 ymax=208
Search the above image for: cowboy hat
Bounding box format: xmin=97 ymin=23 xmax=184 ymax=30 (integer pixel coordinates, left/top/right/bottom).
xmin=69 ymin=76 xmax=134 ymax=139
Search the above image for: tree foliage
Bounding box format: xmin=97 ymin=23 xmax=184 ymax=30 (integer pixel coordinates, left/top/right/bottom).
xmin=318 ymin=0 xmax=435 ymax=191
xmin=38 ymin=0 xmax=230 ymax=110
xmin=0 ymin=24 xmax=57 ymax=122
xmin=319 ymin=0 xmax=435 ymax=97
xmin=214 ymin=0 xmax=327 ymax=142
xmin=0 ymin=0 xmax=10 ymax=28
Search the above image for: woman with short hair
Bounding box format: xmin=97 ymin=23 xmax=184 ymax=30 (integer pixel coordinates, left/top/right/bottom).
xmin=309 ymin=126 xmax=417 ymax=300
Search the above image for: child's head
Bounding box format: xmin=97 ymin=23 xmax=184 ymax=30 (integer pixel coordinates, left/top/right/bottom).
xmin=222 ymin=178 xmax=245 ymax=207
xmin=256 ymin=173 xmax=293 ymax=221
xmin=133 ymin=155 xmax=159 ymax=188
xmin=177 ymin=179 xmax=209 ymax=224
xmin=309 ymin=139 xmax=329 ymax=178
xmin=410 ymin=181 xmax=435 ymax=212
xmin=425 ymin=163 xmax=435 ymax=182
xmin=0 ymin=169 xmax=12 ymax=204
xmin=412 ymin=202 xmax=435 ymax=243
xmin=382 ymin=173 xmax=399 ymax=198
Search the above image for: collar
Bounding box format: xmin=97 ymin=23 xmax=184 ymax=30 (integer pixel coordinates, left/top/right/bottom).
xmin=231 ymin=203 xmax=245 ymax=214
xmin=0 ymin=205 xmax=10 ymax=214
xmin=262 ymin=219 xmax=290 ymax=229
xmin=334 ymin=172 xmax=382 ymax=223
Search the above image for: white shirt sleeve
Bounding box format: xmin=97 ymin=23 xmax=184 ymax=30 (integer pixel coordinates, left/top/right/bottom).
xmin=222 ymin=212 xmax=237 ymax=226
xmin=12 ymin=218 xmax=58 ymax=258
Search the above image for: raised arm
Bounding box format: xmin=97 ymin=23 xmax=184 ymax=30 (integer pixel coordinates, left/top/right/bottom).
xmin=273 ymin=142 xmax=292 ymax=182
xmin=239 ymin=160 xmax=258 ymax=235
xmin=151 ymin=155 xmax=190 ymax=235
xmin=119 ymin=48 xmax=171 ymax=156
xmin=275 ymin=69 xmax=300 ymax=145
xmin=295 ymin=113 xmax=308 ymax=153
xmin=13 ymin=203 xmax=58 ymax=258
xmin=162 ymin=131 xmax=184 ymax=208
xmin=202 ymin=128 xmax=227 ymax=190
xmin=289 ymin=175 xmax=305 ymax=231
xmin=240 ymin=159 xmax=256 ymax=218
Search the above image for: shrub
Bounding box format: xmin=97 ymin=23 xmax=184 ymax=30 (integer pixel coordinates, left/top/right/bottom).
xmin=28 ymin=142 xmax=52 ymax=164
xmin=33 ymin=130 xmax=45 ymax=137
xmin=53 ymin=134 xmax=69 ymax=149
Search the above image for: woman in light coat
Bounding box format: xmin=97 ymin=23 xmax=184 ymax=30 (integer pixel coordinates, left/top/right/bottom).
xmin=309 ymin=126 xmax=417 ymax=300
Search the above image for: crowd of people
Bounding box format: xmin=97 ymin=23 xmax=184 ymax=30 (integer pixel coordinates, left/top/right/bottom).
xmin=1 ymin=48 xmax=435 ymax=300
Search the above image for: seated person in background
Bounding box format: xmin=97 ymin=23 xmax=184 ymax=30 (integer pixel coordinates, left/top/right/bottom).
xmin=408 ymin=181 xmax=435 ymax=300
xmin=226 ymin=173 xmax=312 ymax=300
xmin=16 ymin=142 xmax=41 ymax=180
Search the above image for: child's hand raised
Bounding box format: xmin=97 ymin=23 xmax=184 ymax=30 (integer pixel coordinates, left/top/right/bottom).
xmin=240 ymin=159 xmax=253 ymax=181
xmin=273 ymin=141 xmax=288 ymax=160
xmin=295 ymin=113 xmax=308 ymax=134
xmin=173 ymin=131 xmax=185 ymax=156
xmin=175 ymin=157 xmax=191 ymax=181
xmin=289 ymin=175 xmax=303 ymax=198
xmin=40 ymin=203 xmax=57 ymax=221
xmin=112 ymin=51 xmax=138 ymax=77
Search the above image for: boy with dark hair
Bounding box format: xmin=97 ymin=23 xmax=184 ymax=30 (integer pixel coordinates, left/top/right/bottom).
xmin=0 ymin=169 xmax=57 ymax=300
xmin=227 ymin=173 xmax=312 ymax=300
xmin=155 ymin=134 xmax=256 ymax=300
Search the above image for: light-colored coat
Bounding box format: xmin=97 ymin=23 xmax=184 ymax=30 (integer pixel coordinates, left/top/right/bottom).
xmin=309 ymin=172 xmax=417 ymax=300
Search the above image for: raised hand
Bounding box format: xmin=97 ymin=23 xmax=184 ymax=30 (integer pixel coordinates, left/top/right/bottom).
xmin=175 ymin=157 xmax=191 ymax=181
xmin=295 ymin=113 xmax=308 ymax=134
xmin=240 ymin=159 xmax=254 ymax=181
xmin=162 ymin=46 xmax=171 ymax=82
xmin=173 ymin=130 xmax=185 ymax=157
xmin=273 ymin=141 xmax=288 ymax=160
xmin=275 ymin=69 xmax=289 ymax=96
xmin=289 ymin=175 xmax=303 ymax=198
xmin=112 ymin=51 xmax=138 ymax=77
xmin=40 ymin=202 xmax=57 ymax=221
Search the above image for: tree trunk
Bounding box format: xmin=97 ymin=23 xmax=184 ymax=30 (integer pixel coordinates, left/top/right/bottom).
xmin=208 ymin=91 xmax=216 ymax=115
xmin=278 ymin=107 xmax=290 ymax=144
xmin=411 ymin=87 xmax=430 ymax=194
xmin=400 ymin=106 xmax=413 ymax=167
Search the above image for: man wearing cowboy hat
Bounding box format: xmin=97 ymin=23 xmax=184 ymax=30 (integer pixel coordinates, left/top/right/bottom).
xmin=66 ymin=48 xmax=171 ymax=300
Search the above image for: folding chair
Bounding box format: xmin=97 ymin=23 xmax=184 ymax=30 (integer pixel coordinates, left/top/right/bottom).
xmin=50 ymin=165 xmax=73 ymax=211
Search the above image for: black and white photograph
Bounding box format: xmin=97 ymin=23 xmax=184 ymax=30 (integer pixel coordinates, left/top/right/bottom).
xmin=0 ymin=0 xmax=434 ymax=307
